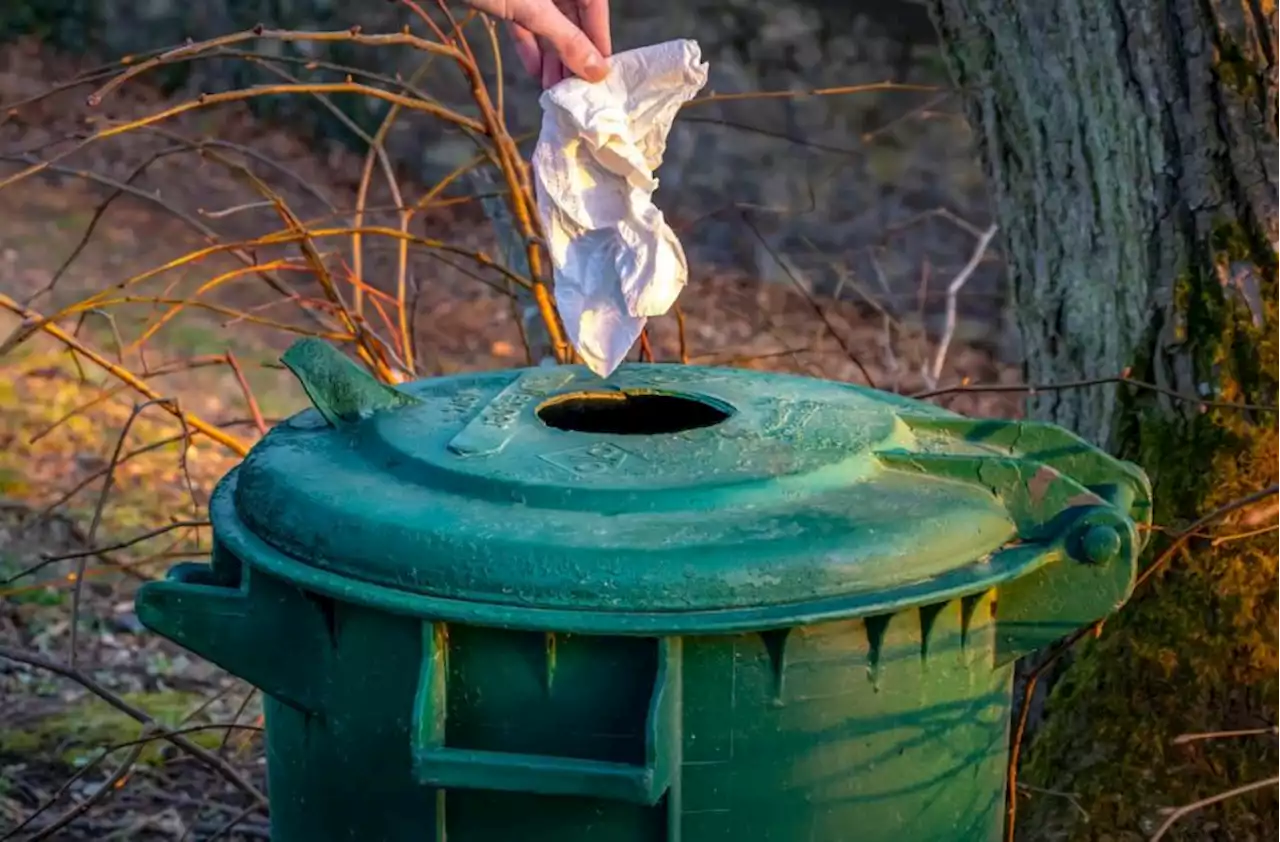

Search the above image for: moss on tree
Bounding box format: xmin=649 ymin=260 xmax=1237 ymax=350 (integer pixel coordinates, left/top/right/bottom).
xmin=1017 ymin=211 xmax=1278 ymax=838
xmin=927 ymin=0 xmax=1278 ymax=837
xmin=1022 ymin=343 xmax=1277 ymax=840
xmin=1021 ymin=222 xmax=1277 ymax=840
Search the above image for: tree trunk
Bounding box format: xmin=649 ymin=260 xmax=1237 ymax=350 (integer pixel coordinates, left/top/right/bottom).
xmin=927 ymin=0 xmax=1278 ymax=839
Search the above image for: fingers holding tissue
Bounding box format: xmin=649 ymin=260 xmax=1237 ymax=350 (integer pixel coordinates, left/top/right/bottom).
xmin=532 ymin=39 xmax=709 ymax=377
xmin=464 ymin=0 xmax=611 ymax=86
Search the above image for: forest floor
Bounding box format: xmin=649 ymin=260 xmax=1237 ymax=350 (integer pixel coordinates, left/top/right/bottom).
xmin=0 ymin=36 xmax=1020 ymax=840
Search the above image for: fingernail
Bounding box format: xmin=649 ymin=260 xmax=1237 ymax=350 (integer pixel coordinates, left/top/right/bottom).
xmin=582 ymin=52 xmax=608 ymax=82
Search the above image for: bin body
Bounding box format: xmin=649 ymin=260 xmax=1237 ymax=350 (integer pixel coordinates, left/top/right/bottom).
xmin=137 ymin=344 xmax=1151 ymax=842
xmin=211 ymin=554 xmax=1009 ymax=842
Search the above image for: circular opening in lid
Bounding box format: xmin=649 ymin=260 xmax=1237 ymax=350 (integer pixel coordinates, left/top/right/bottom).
xmin=537 ymin=390 xmax=731 ymax=435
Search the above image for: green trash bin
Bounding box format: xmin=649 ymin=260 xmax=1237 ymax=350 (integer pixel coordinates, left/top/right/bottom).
xmin=136 ymin=339 xmax=1150 ymax=842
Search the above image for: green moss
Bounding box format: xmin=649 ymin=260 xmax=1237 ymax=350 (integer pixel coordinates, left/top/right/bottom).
xmin=1215 ymin=36 xmax=1262 ymax=99
xmin=4 ymin=585 xmax=66 ymax=606
xmin=0 ymin=690 xmax=225 ymax=766
xmin=0 ymin=465 xmax=30 ymax=496
xmin=1023 ymin=418 xmax=1277 ymax=840
xmin=1020 ymin=234 xmax=1279 ymax=840
xmin=1212 ymin=221 xmax=1252 ymax=262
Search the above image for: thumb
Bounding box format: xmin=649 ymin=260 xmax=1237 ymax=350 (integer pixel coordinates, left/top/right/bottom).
xmin=485 ymin=0 xmax=608 ymax=83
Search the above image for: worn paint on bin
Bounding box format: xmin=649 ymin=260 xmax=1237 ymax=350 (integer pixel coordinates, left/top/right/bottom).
xmin=136 ymin=338 xmax=1151 ymax=842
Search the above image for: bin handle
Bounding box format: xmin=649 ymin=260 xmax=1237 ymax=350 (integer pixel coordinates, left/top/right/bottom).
xmin=410 ymin=625 xmax=681 ymax=806
xmin=280 ymin=337 xmax=419 ymax=428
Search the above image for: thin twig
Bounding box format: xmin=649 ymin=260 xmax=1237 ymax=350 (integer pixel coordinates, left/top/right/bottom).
xmin=683 ymin=81 xmax=940 ymax=108
xmin=928 ymin=223 xmax=998 ymax=385
xmin=913 ymin=376 xmax=1279 ymax=413
xmin=127 ymin=260 xmax=308 ymax=354
xmin=1210 ymin=524 xmax=1279 ymax=545
xmin=1135 ymin=485 xmax=1279 ymax=588
xmin=70 ymin=399 xmax=171 ymax=667
xmin=0 ymin=82 xmax=486 ymax=194
xmin=0 ymin=741 xmax=125 ymax=841
xmin=28 ymin=434 xmax=186 ymax=525
xmin=638 ymin=329 xmax=655 ymax=362
xmin=22 ymin=145 xmax=186 ymax=307
xmin=0 ymin=154 xmax=324 ymax=328
xmin=200 ymin=200 xmax=274 ymax=219
xmin=88 ymin=27 xmax=465 ymax=103
xmin=351 ymin=57 xmax=434 ymax=328
xmin=44 ymin=520 xmax=210 ymax=564
xmin=861 ymin=91 xmax=956 ymax=142
xmin=24 ymin=742 xmax=146 ymax=842
xmin=225 ymin=351 xmax=268 ymax=436
xmin=202 ymin=803 xmax=263 ymax=842
xmin=883 ymin=206 xmax=989 ymax=240
xmin=0 ymin=54 xmax=165 ymax=117
xmin=1015 ymin=782 xmax=1090 ymax=823
xmin=1149 ymin=776 xmax=1279 ymax=841
xmin=739 ymin=211 xmax=877 ymax=387
xmin=692 ymin=346 xmax=814 ymax=366
xmin=0 ymin=646 xmax=268 ymax=807
xmin=16 ymin=419 xmax=262 ymax=545
xmin=0 ymin=723 xmax=263 ymax=842
xmin=0 ymin=551 xmax=203 ymax=598
xmin=218 ymin=688 xmax=261 ymax=758
xmin=1006 ymin=663 xmax=1051 ymax=842
xmin=27 ymin=356 xmax=227 ymax=444
xmin=674 ymin=305 xmax=690 ymax=364
xmin=4 ymin=519 xmax=207 ymax=588
xmin=1172 ymin=726 xmax=1278 ymax=745
xmin=0 ymin=294 xmax=250 ymax=454
xmin=484 ymin=15 xmax=506 ymax=120
xmin=73 ymin=309 xmax=127 ymax=366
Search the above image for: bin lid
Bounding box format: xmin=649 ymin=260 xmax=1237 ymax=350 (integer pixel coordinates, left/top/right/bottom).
xmin=216 ymin=341 xmax=1150 ymax=632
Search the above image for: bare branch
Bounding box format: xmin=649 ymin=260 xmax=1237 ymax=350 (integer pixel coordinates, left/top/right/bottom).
xmin=69 ymin=399 xmax=172 ymax=666
xmin=23 ymin=741 xmax=146 ymax=842
xmin=1172 ymin=726 xmax=1278 ymax=745
xmin=739 ymin=211 xmax=877 ymax=387
xmin=927 ymin=223 xmax=998 ymax=386
xmin=683 ymin=81 xmax=941 ymax=109
xmin=0 ymin=646 xmax=268 ymax=807
xmin=1149 ymin=776 xmax=1279 ymax=841
xmin=1 ymin=294 xmax=251 ymax=454
xmin=913 ymin=375 xmax=1279 ymax=413
xmin=88 ymin=27 xmax=466 ymax=104
xmin=225 ymin=352 xmax=268 ymax=436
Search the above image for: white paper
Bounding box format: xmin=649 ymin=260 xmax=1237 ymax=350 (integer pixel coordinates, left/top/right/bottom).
xmin=532 ymin=39 xmax=709 ymax=377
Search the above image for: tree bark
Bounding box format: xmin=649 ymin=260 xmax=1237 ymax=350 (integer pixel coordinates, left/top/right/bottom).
xmin=927 ymin=0 xmax=1277 ymax=839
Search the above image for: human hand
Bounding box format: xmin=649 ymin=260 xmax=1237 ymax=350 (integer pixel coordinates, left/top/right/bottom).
xmin=463 ymin=0 xmax=611 ymax=88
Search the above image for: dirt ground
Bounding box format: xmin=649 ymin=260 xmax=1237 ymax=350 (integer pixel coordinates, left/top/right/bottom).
xmin=0 ymin=36 xmax=1022 ymax=841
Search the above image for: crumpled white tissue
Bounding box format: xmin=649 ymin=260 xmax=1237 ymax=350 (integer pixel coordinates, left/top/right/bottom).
xmin=532 ymin=39 xmax=709 ymax=377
